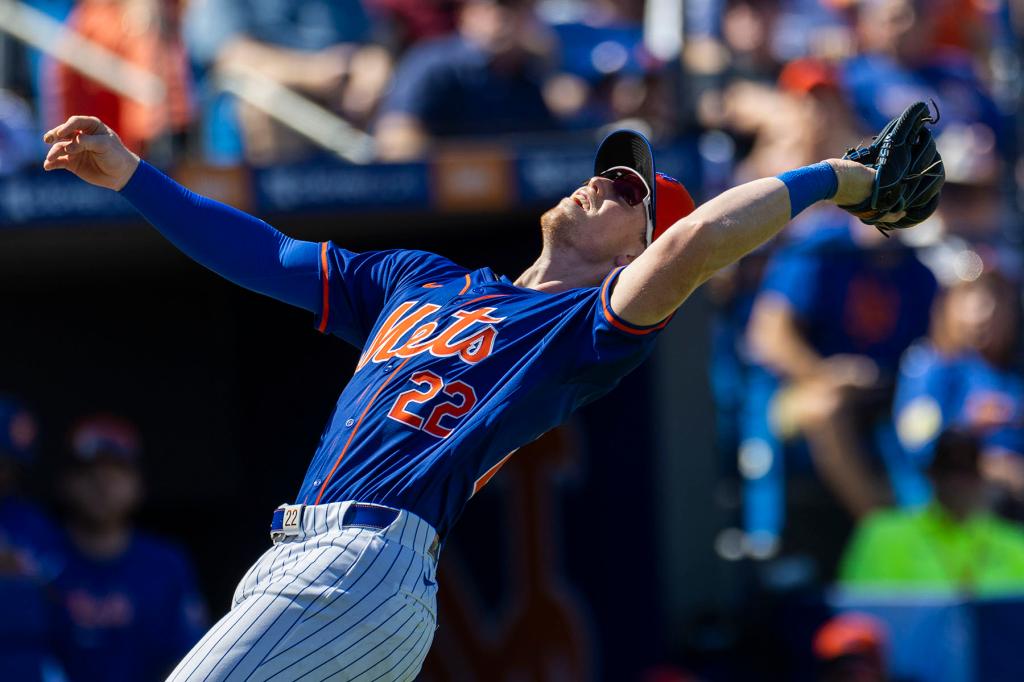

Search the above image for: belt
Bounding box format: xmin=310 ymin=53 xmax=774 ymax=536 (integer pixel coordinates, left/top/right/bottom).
xmin=269 ymin=502 xmax=440 ymax=562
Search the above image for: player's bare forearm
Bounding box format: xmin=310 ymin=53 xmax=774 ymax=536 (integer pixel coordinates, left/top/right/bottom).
xmin=611 ymin=160 xmax=875 ymax=326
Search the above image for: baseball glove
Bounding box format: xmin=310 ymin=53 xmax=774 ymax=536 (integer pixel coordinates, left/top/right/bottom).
xmin=839 ymin=100 xmax=945 ymax=234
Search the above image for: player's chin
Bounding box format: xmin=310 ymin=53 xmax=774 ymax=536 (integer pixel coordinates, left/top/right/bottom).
xmin=540 ymin=201 xmax=582 ymax=237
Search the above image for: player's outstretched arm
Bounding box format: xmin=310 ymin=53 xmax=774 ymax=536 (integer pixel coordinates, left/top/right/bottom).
xmin=610 ymin=160 xmax=877 ymax=326
xmin=42 ymin=116 xmax=322 ymax=313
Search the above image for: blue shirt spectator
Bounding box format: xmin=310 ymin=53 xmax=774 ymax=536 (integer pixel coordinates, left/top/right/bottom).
xmin=382 ymin=35 xmax=555 ymax=137
xmin=185 ymin=0 xmax=371 ymax=65
xmin=757 ymin=218 xmax=937 ymax=374
xmin=895 ymin=345 xmax=1024 ymax=463
xmin=53 ymin=531 xmax=206 ymax=682
xmin=893 ymin=268 xmax=1024 ymax=501
xmin=840 ymin=52 xmax=1003 ymax=144
xmin=51 ymin=414 xmax=207 ymax=682
xmin=740 ymin=213 xmax=937 ymax=548
xmin=183 ymin=0 xmax=377 ymax=165
xmin=375 ymin=0 xmax=557 ymax=159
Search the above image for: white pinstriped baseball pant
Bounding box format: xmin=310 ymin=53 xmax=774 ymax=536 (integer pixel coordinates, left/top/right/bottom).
xmin=167 ymin=502 xmax=439 ymax=681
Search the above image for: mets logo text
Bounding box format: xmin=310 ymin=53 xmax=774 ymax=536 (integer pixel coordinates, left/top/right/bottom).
xmin=357 ymin=301 xmax=505 ymax=370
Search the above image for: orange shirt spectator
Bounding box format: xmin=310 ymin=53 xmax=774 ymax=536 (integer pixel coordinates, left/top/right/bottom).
xmin=51 ymin=0 xmax=192 ymax=154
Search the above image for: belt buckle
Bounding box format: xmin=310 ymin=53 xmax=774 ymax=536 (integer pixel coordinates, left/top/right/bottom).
xmin=270 ymin=503 xmax=304 ymax=542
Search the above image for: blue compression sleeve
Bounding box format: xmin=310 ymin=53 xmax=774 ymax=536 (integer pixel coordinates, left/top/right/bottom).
xmin=119 ymin=161 xmax=321 ymax=312
xmin=776 ymin=162 xmax=838 ymax=218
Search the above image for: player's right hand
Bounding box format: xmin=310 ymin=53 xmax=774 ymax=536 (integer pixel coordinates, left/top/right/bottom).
xmin=42 ymin=116 xmax=140 ymax=191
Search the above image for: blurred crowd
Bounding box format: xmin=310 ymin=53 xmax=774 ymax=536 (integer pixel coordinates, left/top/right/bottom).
xmin=0 ymin=398 xmax=207 ymax=681
xmin=2 ymin=0 xmax=1024 ymax=679
xmin=0 ymin=0 xmax=679 ymax=169
xmin=698 ymin=0 xmax=1024 ymax=601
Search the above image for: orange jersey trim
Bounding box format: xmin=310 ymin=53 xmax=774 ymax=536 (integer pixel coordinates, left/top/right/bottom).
xmin=462 ymin=294 xmax=507 ymax=307
xmin=314 ymin=356 xmax=412 ymax=505
xmin=600 ymin=267 xmax=671 ymax=336
xmin=459 ymin=274 xmax=471 ymax=295
xmin=472 ymin=449 xmax=518 ymax=497
xmin=317 ymin=242 xmax=330 ymax=333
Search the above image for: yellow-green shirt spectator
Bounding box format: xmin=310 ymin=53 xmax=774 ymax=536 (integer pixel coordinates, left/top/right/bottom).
xmin=839 ymin=503 xmax=1024 ymax=596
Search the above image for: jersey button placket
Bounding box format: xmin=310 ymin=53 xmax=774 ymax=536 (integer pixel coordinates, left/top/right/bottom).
xmin=344 ymin=418 xmax=355 ymax=428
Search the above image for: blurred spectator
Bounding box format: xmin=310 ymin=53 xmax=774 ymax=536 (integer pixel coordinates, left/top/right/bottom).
xmin=715 ymin=58 xmax=863 ymax=183
xmin=375 ymin=0 xmax=558 ymax=160
xmin=52 ymin=414 xmax=206 ymax=682
xmin=894 ymin=270 xmax=1024 ymax=502
xmin=720 ymin=0 xmax=783 ymax=81
xmin=931 ymin=0 xmax=994 ymax=55
xmin=840 ymin=0 xmax=1002 ymax=149
xmin=935 ymin=182 xmax=1007 ymax=245
xmin=48 ymin=0 xmax=194 ymax=157
xmin=364 ymin=0 xmax=461 ymax=53
xmin=813 ymin=613 xmax=889 ymax=682
xmin=742 ymin=216 xmax=937 ymax=552
xmin=535 ymin=0 xmax=678 ymax=137
xmin=0 ymin=394 xmax=66 ymax=681
xmin=839 ymin=429 xmax=1024 ymax=596
xmin=714 ymin=58 xmax=935 ymax=555
xmin=184 ymin=0 xmax=389 ymax=165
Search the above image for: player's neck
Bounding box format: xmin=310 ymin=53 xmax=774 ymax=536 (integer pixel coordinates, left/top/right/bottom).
xmin=68 ymin=521 xmax=132 ymax=560
xmin=514 ymin=248 xmax=620 ymax=293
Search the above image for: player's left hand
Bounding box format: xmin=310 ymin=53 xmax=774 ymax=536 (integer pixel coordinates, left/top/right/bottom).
xmin=827 ymin=159 xmax=908 ymax=224
xmin=835 ymin=100 xmax=944 ymax=233
xmin=827 ymin=159 xmax=876 ymax=206
xmin=42 ymin=115 xmax=140 ymax=191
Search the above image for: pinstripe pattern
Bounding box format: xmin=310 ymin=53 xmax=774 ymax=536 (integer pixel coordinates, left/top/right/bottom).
xmin=167 ymin=502 xmax=438 ymax=681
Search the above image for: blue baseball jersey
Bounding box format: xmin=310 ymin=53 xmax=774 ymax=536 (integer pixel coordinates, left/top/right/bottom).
xmin=52 ymin=532 xmax=208 ymax=682
xmin=116 ymin=164 xmax=663 ymax=540
xmin=894 ymin=344 xmax=1024 ymax=461
xmin=758 ymin=218 xmax=937 ymax=373
xmin=294 ymin=247 xmax=665 ymax=538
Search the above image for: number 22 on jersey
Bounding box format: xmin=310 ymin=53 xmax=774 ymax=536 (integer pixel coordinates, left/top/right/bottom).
xmin=388 ymin=371 xmax=477 ymax=438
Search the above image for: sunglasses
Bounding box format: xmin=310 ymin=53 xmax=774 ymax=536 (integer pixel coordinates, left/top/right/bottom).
xmin=598 ymin=166 xmax=651 ymax=207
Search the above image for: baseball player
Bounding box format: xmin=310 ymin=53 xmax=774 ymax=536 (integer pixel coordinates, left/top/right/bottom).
xmin=51 ymin=414 xmax=208 ymax=682
xmin=41 ymin=114 xmax=895 ymax=681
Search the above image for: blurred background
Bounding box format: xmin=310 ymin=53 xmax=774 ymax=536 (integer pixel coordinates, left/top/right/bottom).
xmin=1 ymin=0 xmax=1024 ymax=680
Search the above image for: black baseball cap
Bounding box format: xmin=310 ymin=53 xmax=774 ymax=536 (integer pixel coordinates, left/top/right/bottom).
xmin=594 ymin=129 xmax=695 ymax=245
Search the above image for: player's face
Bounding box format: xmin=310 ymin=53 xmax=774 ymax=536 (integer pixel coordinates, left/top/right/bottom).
xmin=63 ymin=458 xmax=142 ymax=527
xmin=541 ymin=174 xmax=647 ymax=260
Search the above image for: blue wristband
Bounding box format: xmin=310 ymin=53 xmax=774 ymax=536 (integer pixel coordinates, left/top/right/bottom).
xmin=777 ymin=162 xmax=838 ymax=218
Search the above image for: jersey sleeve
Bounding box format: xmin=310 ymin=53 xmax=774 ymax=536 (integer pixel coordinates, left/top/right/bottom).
xmin=562 ymin=267 xmax=670 ymax=389
xmin=315 ymin=246 xmax=468 ymax=346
